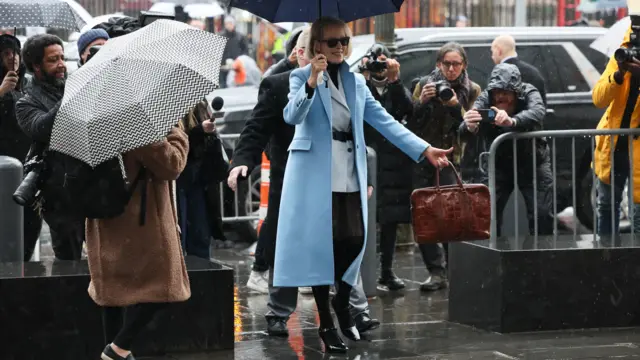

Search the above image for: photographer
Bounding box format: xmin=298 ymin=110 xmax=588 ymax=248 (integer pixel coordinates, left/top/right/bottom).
xmin=592 ymin=24 xmax=640 ymax=237
xmin=360 ymin=44 xmax=413 ymax=291
xmin=77 ymin=29 xmax=109 ymax=66
xmin=461 ymin=63 xmax=553 ymax=237
xmin=0 ymin=34 xmax=42 ymax=261
xmin=16 ymin=34 xmax=85 ymax=261
xmin=409 ymin=42 xmax=481 ymax=292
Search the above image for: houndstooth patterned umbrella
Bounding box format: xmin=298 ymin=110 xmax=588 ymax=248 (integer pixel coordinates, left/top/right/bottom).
xmin=0 ymin=0 xmax=87 ymax=31
xmin=49 ymin=20 xmax=227 ymax=167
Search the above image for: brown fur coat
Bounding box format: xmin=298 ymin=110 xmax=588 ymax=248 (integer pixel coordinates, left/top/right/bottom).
xmin=86 ymin=128 xmax=191 ymax=307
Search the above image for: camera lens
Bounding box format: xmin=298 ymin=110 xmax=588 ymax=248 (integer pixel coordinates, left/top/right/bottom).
xmin=615 ymin=48 xmax=631 ymax=63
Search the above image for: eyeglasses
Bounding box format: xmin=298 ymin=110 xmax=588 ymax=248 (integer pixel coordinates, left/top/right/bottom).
xmin=320 ymin=37 xmax=350 ymax=48
xmin=441 ymin=61 xmax=463 ymax=69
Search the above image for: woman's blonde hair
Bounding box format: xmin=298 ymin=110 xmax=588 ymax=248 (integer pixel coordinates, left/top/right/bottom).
xmin=305 ymin=17 xmax=353 ymax=60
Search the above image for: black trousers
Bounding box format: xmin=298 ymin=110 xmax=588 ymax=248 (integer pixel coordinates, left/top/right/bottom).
xmin=43 ymin=212 xmax=85 ymax=260
xmin=313 ymin=192 xmax=364 ymax=329
xmin=23 ymin=205 xmax=43 ymax=261
xmin=493 ymin=160 xmax=554 ymax=237
xmin=416 ymin=167 xmax=456 ymax=275
xmin=102 ymin=303 xmax=168 ymax=351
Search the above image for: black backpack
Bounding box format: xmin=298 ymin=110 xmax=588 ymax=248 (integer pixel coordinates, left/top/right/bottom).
xmin=41 ymin=151 xmax=148 ymax=225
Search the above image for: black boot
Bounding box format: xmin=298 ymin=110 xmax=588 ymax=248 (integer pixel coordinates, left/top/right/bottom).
xmin=378 ymin=269 xmax=406 ymax=291
xmin=318 ymin=328 xmax=348 ymax=353
xmin=331 ymin=298 xmax=360 ymax=341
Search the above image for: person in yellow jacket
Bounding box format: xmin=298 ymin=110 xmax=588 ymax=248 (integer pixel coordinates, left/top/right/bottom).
xmin=593 ymin=26 xmax=640 ymax=238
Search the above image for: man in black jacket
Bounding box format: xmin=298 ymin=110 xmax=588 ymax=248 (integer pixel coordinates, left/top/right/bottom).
xmin=16 ymin=34 xmax=85 ymax=260
xmin=461 ymin=63 xmax=554 ymax=237
xmin=228 ymin=29 xmax=380 ymax=337
xmin=0 ymin=34 xmax=42 ymax=261
xmin=491 ymin=35 xmax=547 ymax=104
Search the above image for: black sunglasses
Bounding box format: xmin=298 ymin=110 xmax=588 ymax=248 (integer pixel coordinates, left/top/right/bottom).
xmin=320 ymin=37 xmax=350 ymax=48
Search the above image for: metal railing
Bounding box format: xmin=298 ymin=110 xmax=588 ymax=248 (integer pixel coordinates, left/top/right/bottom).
xmin=217 ymin=133 xmax=261 ymax=224
xmin=484 ymin=128 xmax=640 ymax=248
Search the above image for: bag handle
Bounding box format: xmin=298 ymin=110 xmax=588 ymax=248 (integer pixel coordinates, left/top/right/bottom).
xmin=435 ymin=161 xmax=465 ymax=191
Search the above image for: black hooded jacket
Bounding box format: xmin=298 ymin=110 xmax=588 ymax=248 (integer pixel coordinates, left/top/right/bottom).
xmin=0 ymin=35 xmax=30 ymax=162
xmin=459 ymin=63 xmax=547 ymax=179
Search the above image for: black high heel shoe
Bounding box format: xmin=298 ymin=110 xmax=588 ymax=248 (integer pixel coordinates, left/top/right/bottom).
xmin=331 ymin=299 xmax=361 ymax=341
xmin=319 ymin=328 xmax=348 ymax=353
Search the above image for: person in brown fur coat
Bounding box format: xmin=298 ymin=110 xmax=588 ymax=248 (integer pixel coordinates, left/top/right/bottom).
xmin=85 ymin=126 xmax=191 ymax=360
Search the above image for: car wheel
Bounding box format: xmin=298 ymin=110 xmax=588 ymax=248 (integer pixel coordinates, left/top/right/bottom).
xmin=575 ymin=167 xmax=595 ymax=231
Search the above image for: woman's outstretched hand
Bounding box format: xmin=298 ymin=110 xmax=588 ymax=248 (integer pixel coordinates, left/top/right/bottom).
xmin=424 ymin=146 xmax=453 ymax=169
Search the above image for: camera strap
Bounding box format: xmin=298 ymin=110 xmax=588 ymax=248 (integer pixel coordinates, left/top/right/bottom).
xmin=619 ymin=75 xmax=640 ymax=131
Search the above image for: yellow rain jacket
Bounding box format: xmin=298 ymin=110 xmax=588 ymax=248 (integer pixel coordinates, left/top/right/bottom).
xmin=593 ymin=27 xmax=640 ymax=202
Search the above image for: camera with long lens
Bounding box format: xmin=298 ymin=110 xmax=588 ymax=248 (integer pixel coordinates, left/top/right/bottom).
xmin=615 ymin=15 xmax=640 ymax=63
xmin=13 ymin=155 xmax=45 ymax=207
xmin=358 ymin=44 xmax=388 ymax=74
xmin=433 ymin=80 xmax=454 ymax=102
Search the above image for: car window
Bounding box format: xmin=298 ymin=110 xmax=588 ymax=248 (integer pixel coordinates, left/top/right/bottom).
xmin=572 ymin=39 xmax=609 ymax=74
xmin=458 ymin=45 xmax=495 ymax=89
xmin=519 ymin=45 xmax=590 ymax=94
xmin=396 ymin=50 xmax=437 ymax=91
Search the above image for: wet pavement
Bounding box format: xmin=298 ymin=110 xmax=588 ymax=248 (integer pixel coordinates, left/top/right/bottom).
xmin=35 ymin=238 xmax=640 ymax=359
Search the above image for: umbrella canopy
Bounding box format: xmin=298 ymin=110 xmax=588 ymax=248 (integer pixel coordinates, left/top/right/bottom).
xmin=0 ymin=0 xmax=87 ymax=31
xmin=590 ymin=16 xmax=630 ymax=57
xmin=223 ymin=0 xmax=404 ymax=23
xmin=150 ymin=2 xmax=224 ymax=18
xmin=578 ymin=0 xmax=627 ymax=14
xmin=50 ymin=20 xmax=227 ymax=167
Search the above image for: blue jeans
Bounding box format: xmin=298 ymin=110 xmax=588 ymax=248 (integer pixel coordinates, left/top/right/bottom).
xmin=596 ymin=177 xmax=640 ymax=238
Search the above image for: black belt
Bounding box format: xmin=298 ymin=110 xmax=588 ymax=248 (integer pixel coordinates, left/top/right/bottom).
xmin=332 ymin=130 xmax=353 ymax=142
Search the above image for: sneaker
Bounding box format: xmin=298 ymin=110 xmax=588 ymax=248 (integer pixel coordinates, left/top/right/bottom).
xmin=420 ymin=274 xmax=448 ymax=292
xmin=299 ymin=287 xmax=313 ymax=295
xmin=246 ymin=270 xmax=269 ymax=294
xmin=101 ymin=344 xmax=135 ymax=360
xmin=266 ymin=317 xmax=289 ymax=337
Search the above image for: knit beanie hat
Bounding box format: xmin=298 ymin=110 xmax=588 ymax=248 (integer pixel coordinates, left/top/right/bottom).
xmin=78 ymin=29 xmax=110 ymax=55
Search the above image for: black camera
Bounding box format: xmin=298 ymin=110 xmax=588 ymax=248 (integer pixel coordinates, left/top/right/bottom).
xmin=433 ymin=80 xmax=454 ymax=102
xmin=615 ymin=15 xmax=640 ymax=63
xmin=86 ymin=45 xmax=102 ymax=63
xmin=13 ymin=155 xmax=45 ymax=207
xmin=358 ymin=44 xmax=389 ymax=74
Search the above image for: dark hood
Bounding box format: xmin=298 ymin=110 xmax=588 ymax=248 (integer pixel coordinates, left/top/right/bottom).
xmin=486 ymin=63 xmax=522 ymax=95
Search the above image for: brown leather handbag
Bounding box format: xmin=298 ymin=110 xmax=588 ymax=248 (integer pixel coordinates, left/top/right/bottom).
xmin=410 ymin=164 xmax=491 ymax=244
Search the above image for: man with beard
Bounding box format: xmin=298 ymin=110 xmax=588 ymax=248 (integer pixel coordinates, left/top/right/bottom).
xmin=228 ymin=29 xmax=380 ymax=337
xmin=0 ymin=34 xmax=42 ymax=261
xmin=16 ymin=34 xmax=85 ymax=260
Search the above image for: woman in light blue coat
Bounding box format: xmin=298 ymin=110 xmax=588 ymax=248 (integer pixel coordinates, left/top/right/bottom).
xmin=274 ymin=17 xmax=453 ymax=353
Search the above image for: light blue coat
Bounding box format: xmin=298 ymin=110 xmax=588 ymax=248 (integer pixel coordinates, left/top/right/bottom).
xmin=273 ymin=62 xmax=430 ymax=287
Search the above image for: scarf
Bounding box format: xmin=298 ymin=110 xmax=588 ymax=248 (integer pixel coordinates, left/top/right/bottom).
xmin=370 ymin=75 xmax=388 ymax=89
xmin=426 ymin=68 xmax=473 ymax=110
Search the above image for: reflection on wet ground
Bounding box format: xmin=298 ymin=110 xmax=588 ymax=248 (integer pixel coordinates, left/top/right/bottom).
xmin=34 ymin=235 xmax=640 ymax=359
xmin=141 ymin=248 xmax=640 ymax=360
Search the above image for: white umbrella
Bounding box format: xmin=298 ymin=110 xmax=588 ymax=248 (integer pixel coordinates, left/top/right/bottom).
xmin=590 ymin=16 xmax=630 ymax=57
xmin=50 ymin=20 xmax=228 ymax=166
xmin=184 ymin=3 xmax=224 ymax=18
xmin=150 ymin=2 xmax=224 ymax=18
xmin=578 ymin=0 xmax=627 ymax=14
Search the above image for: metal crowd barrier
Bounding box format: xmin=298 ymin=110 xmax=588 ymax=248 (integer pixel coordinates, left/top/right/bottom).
xmin=217 ymin=133 xmax=261 ymax=224
xmin=485 ymin=128 xmax=640 ymax=248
